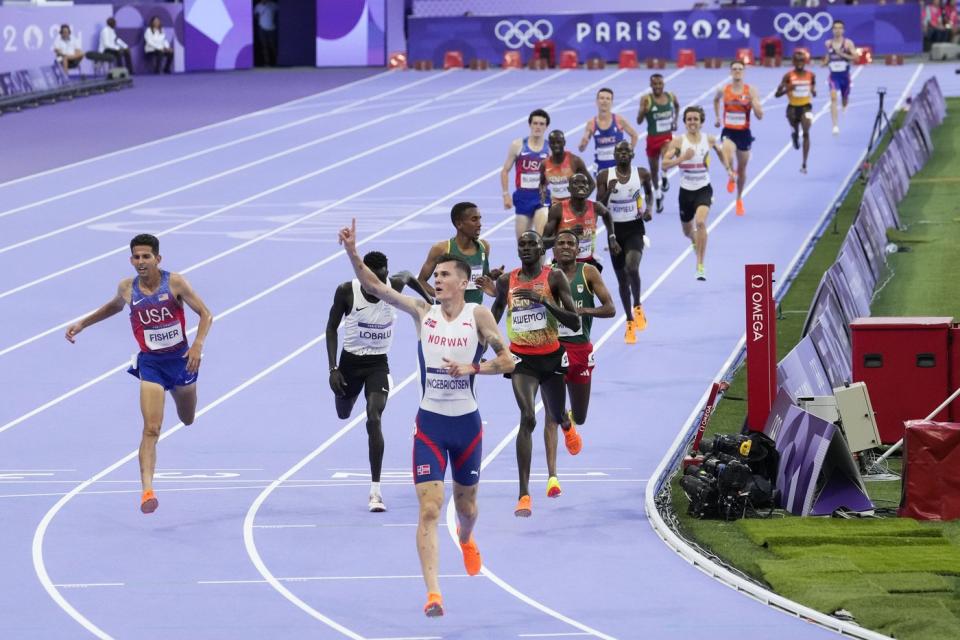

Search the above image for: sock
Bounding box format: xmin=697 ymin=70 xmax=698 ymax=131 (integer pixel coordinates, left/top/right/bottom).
xmin=370 ymin=481 xmax=381 ymax=497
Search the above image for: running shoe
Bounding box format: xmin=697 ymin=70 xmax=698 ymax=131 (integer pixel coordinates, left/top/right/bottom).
xmin=564 ymin=414 xmax=583 ymax=455
xmin=735 ymin=199 xmax=745 ymax=217
xmin=791 ymin=130 xmax=800 ymax=150
xmin=514 ymin=495 xmax=532 ymax=517
xmin=624 ymin=320 xmax=637 ymax=344
xmin=424 ymin=592 xmax=444 ymax=617
xmin=368 ymin=493 xmax=386 ymax=513
xmin=832 ymin=125 xmax=840 ymax=136
xmin=696 ymin=264 xmax=707 ymax=281
xmin=459 ymin=534 xmax=482 ymax=576
xmin=633 ymin=305 xmax=647 ymax=331
xmin=655 ymin=193 xmax=664 ymax=213
xmin=140 ymin=489 xmax=158 ymax=514
xmin=726 ymin=177 xmax=735 ymax=193
xmin=546 ymin=476 xmax=562 ymax=498
xmin=661 ymin=175 xmax=669 ymax=193
xmin=800 ymin=165 xmax=808 ymax=175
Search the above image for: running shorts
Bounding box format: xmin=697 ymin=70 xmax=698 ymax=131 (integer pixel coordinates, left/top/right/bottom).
xmin=611 ymin=219 xmax=645 ymax=270
xmin=678 ymin=185 xmax=713 ymax=223
xmin=127 ymin=345 xmax=198 ymax=391
xmin=513 ymin=188 xmax=548 ymax=217
xmin=829 ymin=73 xmax=851 ymax=101
xmin=338 ymin=350 xmax=390 ymax=400
xmin=413 ymin=408 xmax=482 ymax=486
xmin=646 ymin=132 xmax=673 ymax=159
xmin=562 ymin=341 xmax=595 ymax=384
xmin=786 ymin=103 xmax=813 ymax=124
xmin=720 ymin=127 xmax=754 ymax=152
xmin=509 ymin=345 xmax=568 ymax=382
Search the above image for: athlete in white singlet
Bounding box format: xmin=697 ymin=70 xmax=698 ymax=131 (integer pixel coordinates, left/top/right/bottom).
xmin=338 ymin=219 xmax=514 ymax=619
xmin=662 ymin=106 xmax=733 ymax=281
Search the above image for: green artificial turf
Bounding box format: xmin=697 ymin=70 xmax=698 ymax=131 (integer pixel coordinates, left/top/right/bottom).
xmin=668 ymin=98 xmax=960 ymax=640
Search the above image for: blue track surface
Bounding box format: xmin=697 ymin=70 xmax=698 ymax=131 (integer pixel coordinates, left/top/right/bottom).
xmin=0 ymin=63 xmax=937 ymax=639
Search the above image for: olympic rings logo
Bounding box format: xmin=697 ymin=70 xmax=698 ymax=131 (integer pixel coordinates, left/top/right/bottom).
xmin=773 ymin=12 xmax=833 ymax=42
xmin=494 ymin=19 xmax=554 ymax=49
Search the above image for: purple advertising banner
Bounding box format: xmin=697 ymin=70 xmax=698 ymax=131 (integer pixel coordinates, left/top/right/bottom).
xmin=837 ymin=244 xmax=873 ymax=319
xmin=765 ymin=403 xmax=836 ymax=515
xmin=777 ymin=335 xmax=833 ymax=401
xmin=809 ymin=319 xmax=852 ymax=389
xmin=891 ymin=130 xmax=921 ymax=176
xmin=0 ymin=5 xmax=112 ymax=73
xmin=115 ymin=3 xmax=184 ymax=74
xmin=407 ymin=5 xmax=922 ymax=67
xmin=316 ymin=0 xmax=385 ymax=67
xmin=855 ymin=200 xmax=889 ymax=270
xmin=863 ymin=183 xmax=900 ymax=234
xmin=840 ymin=230 xmax=876 ymax=291
xmin=826 ymin=262 xmax=861 ymax=328
xmin=183 ymin=0 xmax=252 ymax=71
xmin=852 ymin=217 xmax=884 ymax=284
xmin=0 ymin=63 xmax=67 ymax=97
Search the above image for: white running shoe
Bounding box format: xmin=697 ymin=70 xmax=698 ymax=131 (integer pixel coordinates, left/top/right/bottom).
xmin=368 ymin=494 xmax=386 ymax=512
xmin=832 ymin=126 xmax=840 ymax=136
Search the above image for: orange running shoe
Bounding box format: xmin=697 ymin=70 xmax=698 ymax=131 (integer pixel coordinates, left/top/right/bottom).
xmin=424 ymin=592 xmax=444 ymax=617
xmin=624 ymin=320 xmax=636 ymax=344
xmin=459 ymin=535 xmax=482 ymax=576
xmin=514 ymin=495 xmax=532 ymax=517
xmin=735 ymin=199 xmax=745 ymax=216
xmin=633 ymin=305 xmax=647 ymax=331
xmin=546 ymin=476 xmax=562 ymax=498
xmin=563 ymin=418 xmax=583 ymax=456
xmin=727 ymin=177 xmax=735 ymax=193
xmin=140 ymin=489 xmax=158 ymax=514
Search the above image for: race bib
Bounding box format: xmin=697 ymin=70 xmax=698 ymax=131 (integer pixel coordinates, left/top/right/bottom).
xmin=655 ymin=116 xmax=672 ymax=133
xmin=548 ymin=179 xmax=570 ymax=200
xmin=423 ymin=366 xmax=471 ymax=401
xmin=610 ymin=198 xmax=639 ymax=222
xmin=467 ymin=264 xmax=483 ymax=290
xmin=829 ymin=60 xmax=848 ymax=73
xmin=792 ymin=84 xmax=811 ymax=98
xmin=520 ymin=172 xmax=540 ymax=189
xmin=724 ymin=111 xmax=747 ymax=127
xmin=511 ymin=304 xmax=548 ymax=332
xmin=144 ymin=323 xmax=183 ymax=351
xmin=577 ymin=235 xmax=594 ymax=259
xmin=597 ymin=146 xmax=615 ymax=161
xmin=356 ymin=320 xmax=393 ymax=347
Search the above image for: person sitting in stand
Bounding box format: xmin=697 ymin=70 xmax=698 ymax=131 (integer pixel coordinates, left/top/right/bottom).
xmin=53 ymin=24 xmax=85 ymax=74
xmin=144 ymin=16 xmax=174 ymax=74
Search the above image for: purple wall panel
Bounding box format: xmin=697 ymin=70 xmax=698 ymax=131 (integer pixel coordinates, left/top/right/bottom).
xmin=315 ymin=0 xmax=385 ymax=67
xmin=183 ymin=0 xmax=252 ymax=71
xmin=777 ymin=336 xmax=833 ymax=401
xmin=115 ymin=3 xmax=184 ymax=74
xmin=0 ymin=5 xmax=112 ymax=73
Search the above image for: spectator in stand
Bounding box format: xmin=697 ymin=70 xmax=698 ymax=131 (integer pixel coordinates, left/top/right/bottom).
xmin=53 ymin=24 xmax=85 ymax=74
xmin=925 ymin=0 xmax=956 ymax=46
xmin=254 ymin=0 xmax=278 ymax=67
xmin=99 ymin=17 xmax=134 ymax=75
xmin=144 ymin=16 xmax=174 ymax=74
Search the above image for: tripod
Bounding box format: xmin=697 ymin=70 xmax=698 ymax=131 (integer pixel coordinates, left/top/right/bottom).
xmin=860 ymin=89 xmax=892 ymax=182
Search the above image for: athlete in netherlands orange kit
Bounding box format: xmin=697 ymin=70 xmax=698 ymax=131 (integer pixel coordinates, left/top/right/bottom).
xmin=776 ymin=51 xmax=817 ymax=174
xmin=714 ymin=61 xmax=763 ymax=216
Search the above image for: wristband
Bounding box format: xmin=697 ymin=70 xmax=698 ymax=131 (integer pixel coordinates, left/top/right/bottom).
xmin=472 ymin=362 xmax=481 ymax=374
xmin=329 ymin=366 xmax=338 ymax=373
xmin=608 ymin=233 xmax=616 ymax=239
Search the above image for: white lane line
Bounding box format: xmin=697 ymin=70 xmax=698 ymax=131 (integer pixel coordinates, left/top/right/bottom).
xmin=0 ymin=69 xmax=622 ymax=438
xmin=368 ymin=637 xmax=442 ymax=640
xmin=53 ymin=583 xmax=125 ymax=589
xmin=0 ymin=70 xmax=392 ymax=191
xmin=252 ymin=524 xmax=317 ymax=529
xmin=644 ymin=64 xmax=923 ymax=640
xmin=0 ymin=72 xmax=454 ymax=224
xmin=0 ymin=71 xmax=562 ymax=356
xmin=199 ymin=574 xmax=471 ymax=585
xmin=519 ymin=634 xmax=593 ymax=638
xmin=435 ymin=67 xmax=849 ymax=640
xmin=0 ymin=69 xmax=515 ymax=292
